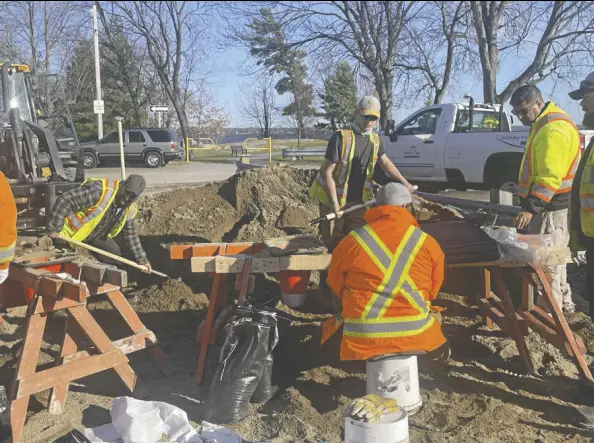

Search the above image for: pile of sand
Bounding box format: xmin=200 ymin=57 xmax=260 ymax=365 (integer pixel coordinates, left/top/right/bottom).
xmin=135 ymin=167 xmax=320 ymax=244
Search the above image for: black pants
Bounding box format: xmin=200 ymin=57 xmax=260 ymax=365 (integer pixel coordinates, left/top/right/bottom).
xmin=587 ymin=243 xmax=594 ymax=320
xmin=88 ymin=238 xmax=122 ymax=267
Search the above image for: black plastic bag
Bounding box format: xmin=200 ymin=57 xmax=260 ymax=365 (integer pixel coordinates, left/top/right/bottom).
xmin=52 ymin=429 xmax=92 ymax=443
xmin=205 ymin=317 xmax=270 ymax=423
xmin=251 ymin=311 xmax=279 ymax=404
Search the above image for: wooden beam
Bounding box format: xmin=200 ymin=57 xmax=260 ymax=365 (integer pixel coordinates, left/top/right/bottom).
xmin=63 ymin=262 xmax=128 ymax=287
xmin=519 ymin=309 xmax=586 ymax=357
xmin=34 ymin=297 xmax=84 ymax=314
xmin=16 ymin=350 xmax=127 ymax=398
xmin=8 ymin=266 xmax=63 ymax=297
xmin=170 ymin=242 xmax=264 ymax=259
xmin=191 ymin=253 xmax=332 ymax=273
xmin=63 ymin=330 xmax=157 ymax=363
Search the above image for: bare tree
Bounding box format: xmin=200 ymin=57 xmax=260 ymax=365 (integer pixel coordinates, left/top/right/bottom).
xmin=103 ymin=1 xmax=213 ymax=142
xmin=395 ymin=2 xmax=470 ymax=104
xmin=0 ymin=1 xmax=88 ymax=113
xmin=227 ymin=1 xmax=422 ymax=131
xmin=470 ymin=1 xmax=594 ymax=104
xmin=240 ymin=75 xmax=278 ymax=137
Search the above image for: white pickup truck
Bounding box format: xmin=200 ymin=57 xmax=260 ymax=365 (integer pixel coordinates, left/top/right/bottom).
xmin=378 ymin=101 xmax=594 ymax=194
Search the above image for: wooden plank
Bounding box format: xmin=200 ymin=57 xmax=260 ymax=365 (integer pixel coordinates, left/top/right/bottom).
xmin=280 ymin=254 xmax=332 ymax=271
xmin=17 ymin=350 xmax=127 ymax=398
xmin=192 ymin=254 xmax=333 ymax=274
xmin=8 ymin=266 xmax=65 ymax=298
xmin=519 ymin=309 xmax=586 ymax=357
xmin=35 ymin=297 xmax=84 ymax=314
xmin=62 ymin=262 xmax=82 ymax=279
xmin=49 ymin=318 xmax=78 ymax=415
xmin=105 ymin=290 xmax=145 ymax=333
xmin=80 ymin=263 xmax=106 ymax=285
xmin=491 ymin=269 xmax=536 ymax=375
xmin=535 ymin=268 xmax=594 ymax=383
xmin=482 ymin=268 xmax=492 ymax=329
xmin=477 ymin=299 xmax=517 ymax=339
xmin=62 ymin=281 xmax=87 ymax=303
xmin=63 ymin=330 xmax=157 ymax=363
xmin=68 ymin=306 xmax=137 ymax=392
xmin=10 ymin=310 xmax=47 ymax=442
xmin=105 ymin=268 xmax=127 ymax=288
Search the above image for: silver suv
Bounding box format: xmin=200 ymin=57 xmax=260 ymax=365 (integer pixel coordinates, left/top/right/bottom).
xmin=80 ymin=128 xmax=184 ymax=169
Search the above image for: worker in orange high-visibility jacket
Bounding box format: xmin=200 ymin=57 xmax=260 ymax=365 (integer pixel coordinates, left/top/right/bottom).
xmin=511 ymin=84 xmax=581 ymax=313
xmin=326 ymin=182 xmax=447 ymax=360
xmin=0 ymin=171 xmax=17 ymax=284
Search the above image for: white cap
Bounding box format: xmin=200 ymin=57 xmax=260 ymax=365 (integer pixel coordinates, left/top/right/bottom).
xmin=376 ymin=183 xmax=412 ymax=207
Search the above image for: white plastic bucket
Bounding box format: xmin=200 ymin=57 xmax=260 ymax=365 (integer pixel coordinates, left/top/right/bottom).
xmin=344 ymin=410 xmax=409 ymax=443
xmin=281 ymin=291 xmax=307 ymax=308
xmin=366 ymin=354 xmax=422 ymax=414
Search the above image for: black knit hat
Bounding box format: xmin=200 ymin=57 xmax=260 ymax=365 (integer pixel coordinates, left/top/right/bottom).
xmin=124 ymin=174 xmax=146 ymax=198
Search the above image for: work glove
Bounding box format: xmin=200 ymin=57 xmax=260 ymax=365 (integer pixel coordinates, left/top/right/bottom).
xmin=572 ymin=251 xmax=587 ymax=266
xmin=0 ymin=269 xmax=8 ymax=284
xmin=343 ymin=394 xmax=401 ymax=423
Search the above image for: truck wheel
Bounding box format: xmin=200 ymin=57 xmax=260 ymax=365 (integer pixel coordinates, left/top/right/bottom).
xmin=144 ymin=152 xmax=162 ymax=168
xmin=493 ymin=173 xmax=520 ymax=206
xmin=82 ymin=152 xmax=98 ymax=169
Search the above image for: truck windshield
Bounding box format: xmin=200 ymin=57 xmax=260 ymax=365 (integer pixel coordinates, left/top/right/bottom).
xmin=454 ymin=109 xmax=510 ymax=132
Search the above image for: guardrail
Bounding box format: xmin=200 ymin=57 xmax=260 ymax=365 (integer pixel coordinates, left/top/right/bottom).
xmin=282 ymin=148 xmax=326 ymax=160
xmin=243 ymin=137 xmax=272 ymax=162
xmin=186 ymin=137 xmax=216 ymax=163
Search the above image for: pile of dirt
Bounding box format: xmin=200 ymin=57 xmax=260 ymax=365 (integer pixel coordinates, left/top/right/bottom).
xmin=136 ymin=167 xmax=320 ymax=244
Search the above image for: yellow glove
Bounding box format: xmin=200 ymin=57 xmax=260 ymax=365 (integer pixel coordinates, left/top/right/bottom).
xmin=344 ymin=394 xmax=401 ymax=423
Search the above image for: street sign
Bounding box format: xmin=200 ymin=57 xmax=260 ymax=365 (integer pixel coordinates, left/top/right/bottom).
xmin=93 ymin=99 xmax=104 ymax=114
xmin=150 ymin=105 xmax=169 ymax=113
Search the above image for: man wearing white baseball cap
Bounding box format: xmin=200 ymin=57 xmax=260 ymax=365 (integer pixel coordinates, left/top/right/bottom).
xmin=310 ymin=95 xmax=414 ymax=248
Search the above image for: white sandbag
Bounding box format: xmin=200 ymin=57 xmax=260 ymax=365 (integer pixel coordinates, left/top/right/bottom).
xmin=111 ymin=397 xmax=202 ymax=443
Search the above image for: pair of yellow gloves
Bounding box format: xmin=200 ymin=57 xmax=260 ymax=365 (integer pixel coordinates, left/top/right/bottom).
xmin=343 ymin=394 xmax=401 ymax=423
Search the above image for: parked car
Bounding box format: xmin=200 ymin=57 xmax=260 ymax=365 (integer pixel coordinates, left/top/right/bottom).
xmin=80 ymin=128 xmax=184 ymax=169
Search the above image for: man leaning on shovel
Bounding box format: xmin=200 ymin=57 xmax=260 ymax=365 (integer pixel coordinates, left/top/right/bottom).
xmin=45 ymin=174 xmax=152 ymax=273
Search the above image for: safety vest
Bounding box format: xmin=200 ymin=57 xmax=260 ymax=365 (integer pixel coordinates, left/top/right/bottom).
xmin=579 ymin=139 xmax=594 ymax=237
xmin=309 ymin=129 xmax=379 ymax=208
xmin=343 ymin=224 xmax=434 ymax=338
xmin=517 ymin=103 xmax=580 ymax=204
xmin=0 ymin=171 xmax=16 ymax=270
xmin=60 ymin=178 xmax=137 ymax=242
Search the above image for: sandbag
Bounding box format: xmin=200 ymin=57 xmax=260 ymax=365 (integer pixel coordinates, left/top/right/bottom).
xmin=251 ymin=311 xmax=279 ymax=404
xmin=205 ymin=317 xmax=270 ymax=424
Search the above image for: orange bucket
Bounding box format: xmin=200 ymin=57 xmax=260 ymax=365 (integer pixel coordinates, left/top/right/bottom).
xmin=279 ymin=270 xmax=311 ymax=307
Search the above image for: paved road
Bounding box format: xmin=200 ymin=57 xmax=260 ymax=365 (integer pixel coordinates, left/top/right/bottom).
xmin=89 ymin=160 xmax=492 ymax=201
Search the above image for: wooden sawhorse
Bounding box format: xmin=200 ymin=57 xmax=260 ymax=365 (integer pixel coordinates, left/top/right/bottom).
xmin=4 ymin=260 xmax=173 ymax=442
xmin=452 ymin=261 xmax=593 ymax=382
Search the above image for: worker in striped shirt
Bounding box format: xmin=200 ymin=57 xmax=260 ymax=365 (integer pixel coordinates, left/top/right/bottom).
xmin=46 ymin=175 xmax=151 ymax=273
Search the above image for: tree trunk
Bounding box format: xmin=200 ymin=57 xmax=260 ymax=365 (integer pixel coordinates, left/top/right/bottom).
xmin=374 ymin=69 xmax=394 ymax=132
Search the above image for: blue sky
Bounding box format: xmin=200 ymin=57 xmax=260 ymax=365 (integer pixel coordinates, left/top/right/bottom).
xmin=212 ymin=46 xmax=589 ymax=128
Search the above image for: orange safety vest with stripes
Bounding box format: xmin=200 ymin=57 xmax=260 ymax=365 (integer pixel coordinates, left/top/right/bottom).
xmin=60 ymin=178 xmax=137 ymax=242
xmin=517 ymin=102 xmax=580 ymax=205
xmin=0 ymin=171 xmax=17 ymax=271
xmin=309 ymin=129 xmax=379 ymax=208
xmin=326 ymin=206 xmax=446 ymax=360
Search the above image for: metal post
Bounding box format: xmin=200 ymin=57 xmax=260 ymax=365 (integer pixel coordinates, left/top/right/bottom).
xmin=116 ymin=117 xmax=125 ymax=180
xmin=186 ymin=137 xmax=190 ymax=163
xmin=268 ymin=137 xmax=272 ymax=163
xmin=92 ymin=4 xmax=103 ymax=140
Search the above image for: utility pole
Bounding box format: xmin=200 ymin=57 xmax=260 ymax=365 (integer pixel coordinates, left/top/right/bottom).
xmin=91 ymin=3 xmax=103 ymax=139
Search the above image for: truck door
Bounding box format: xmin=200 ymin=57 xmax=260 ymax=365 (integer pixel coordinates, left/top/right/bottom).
xmin=386 ymin=108 xmax=442 ymax=178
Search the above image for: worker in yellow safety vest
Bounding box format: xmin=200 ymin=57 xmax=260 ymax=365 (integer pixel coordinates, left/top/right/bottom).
xmin=567 ymin=72 xmax=594 ymax=322
xmin=0 ymin=171 xmax=17 ymax=284
xmin=511 ymin=84 xmax=580 ymax=313
xmin=309 ymin=96 xmax=415 ymax=249
xmin=46 ymin=175 xmax=152 ymax=273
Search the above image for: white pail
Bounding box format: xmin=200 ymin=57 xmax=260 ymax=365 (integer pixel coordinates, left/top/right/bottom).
xmin=366 ymin=354 xmax=422 ymax=414
xmin=344 ymin=409 xmax=409 ymax=443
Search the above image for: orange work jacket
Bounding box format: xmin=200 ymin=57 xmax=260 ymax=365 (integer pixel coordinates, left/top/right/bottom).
xmin=327 ymin=205 xmax=446 ymax=360
xmin=0 ymin=171 xmax=17 ymax=271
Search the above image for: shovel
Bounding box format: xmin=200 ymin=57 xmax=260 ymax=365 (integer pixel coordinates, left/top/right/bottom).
xmin=57 ymin=234 xmax=169 ymax=278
